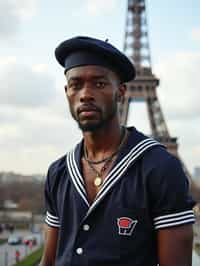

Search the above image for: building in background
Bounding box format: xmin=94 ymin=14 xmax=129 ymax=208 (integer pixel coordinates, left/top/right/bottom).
xmin=0 ymin=172 xmax=44 ymax=184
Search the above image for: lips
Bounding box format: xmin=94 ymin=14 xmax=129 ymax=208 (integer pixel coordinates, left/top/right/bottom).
xmin=78 ymin=105 xmax=100 ymax=114
xmin=77 ymin=105 xmax=100 ymax=120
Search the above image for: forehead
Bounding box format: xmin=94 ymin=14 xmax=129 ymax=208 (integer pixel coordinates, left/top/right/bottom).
xmin=65 ymin=65 xmax=118 ymax=80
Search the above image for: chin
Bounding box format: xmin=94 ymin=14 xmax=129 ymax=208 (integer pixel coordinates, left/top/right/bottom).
xmin=78 ymin=121 xmax=103 ymax=132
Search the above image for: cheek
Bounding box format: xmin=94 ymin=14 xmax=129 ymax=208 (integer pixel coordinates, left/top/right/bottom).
xmin=101 ymin=92 xmax=116 ymax=104
xmin=67 ymin=95 xmax=79 ymax=113
xmin=99 ymin=93 xmax=117 ymax=113
xmin=66 ymin=94 xmax=74 ymax=107
xmin=106 ymin=91 xmax=118 ymax=103
xmin=66 ymin=91 xmax=77 ymax=103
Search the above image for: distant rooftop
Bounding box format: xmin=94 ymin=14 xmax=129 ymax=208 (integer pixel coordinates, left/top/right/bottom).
xmin=0 ymin=171 xmax=44 ymax=183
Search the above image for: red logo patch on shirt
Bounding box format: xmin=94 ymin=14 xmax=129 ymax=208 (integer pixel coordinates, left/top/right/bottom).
xmin=117 ymin=217 xmax=138 ymax=236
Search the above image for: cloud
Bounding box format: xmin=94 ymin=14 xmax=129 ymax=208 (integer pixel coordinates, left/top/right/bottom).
xmin=0 ymin=106 xmax=26 ymax=125
xmin=0 ymin=59 xmax=57 ymax=108
xmin=0 ymin=108 xmax=77 ymax=149
xmin=0 ymin=54 xmax=73 ymax=175
xmin=191 ymin=28 xmax=200 ymax=42
xmin=86 ymin=0 xmax=117 ymax=16
xmin=0 ymin=56 xmax=17 ymax=66
xmin=0 ymin=106 xmax=81 ymax=174
xmin=0 ymin=0 xmax=37 ymax=37
xmin=153 ymin=51 xmax=200 ymax=173
xmin=0 ymin=1 xmax=19 ymax=37
xmin=12 ymin=0 xmax=37 ymax=19
xmin=155 ymin=51 xmax=200 ymax=121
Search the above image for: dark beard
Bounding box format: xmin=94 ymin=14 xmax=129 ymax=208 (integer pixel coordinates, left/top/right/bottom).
xmin=77 ymin=115 xmax=112 ymax=132
xmin=69 ymin=97 xmax=118 ymax=132
xmin=77 ymin=103 xmax=117 ymax=132
xmin=78 ymin=121 xmax=104 ymax=132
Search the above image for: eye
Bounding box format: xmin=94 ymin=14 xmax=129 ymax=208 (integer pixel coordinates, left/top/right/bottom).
xmin=95 ymin=81 xmax=107 ymax=89
xmin=69 ymin=82 xmax=82 ymax=90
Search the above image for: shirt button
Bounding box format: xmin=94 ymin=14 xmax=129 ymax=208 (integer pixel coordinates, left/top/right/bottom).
xmin=83 ymin=224 xmax=90 ymax=231
xmin=76 ymin=248 xmax=83 ymax=255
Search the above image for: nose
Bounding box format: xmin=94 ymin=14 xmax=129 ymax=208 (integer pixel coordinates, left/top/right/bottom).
xmin=80 ymin=82 xmax=95 ymax=103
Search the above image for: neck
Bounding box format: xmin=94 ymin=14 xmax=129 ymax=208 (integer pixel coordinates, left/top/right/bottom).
xmin=83 ymin=123 xmax=123 ymax=160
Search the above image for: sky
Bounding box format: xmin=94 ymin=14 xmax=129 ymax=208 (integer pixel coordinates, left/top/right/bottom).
xmin=0 ymin=0 xmax=200 ymax=176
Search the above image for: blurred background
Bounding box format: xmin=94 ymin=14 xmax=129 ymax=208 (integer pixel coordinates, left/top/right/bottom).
xmin=0 ymin=0 xmax=199 ymax=265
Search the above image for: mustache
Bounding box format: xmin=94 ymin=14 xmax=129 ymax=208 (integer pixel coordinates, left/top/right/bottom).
xmin=77 ymin=104 xmax=101 ymax=114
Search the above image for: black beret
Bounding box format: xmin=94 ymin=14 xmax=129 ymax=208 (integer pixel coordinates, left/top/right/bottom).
xmin=55 ymin=36 xmax=136 ymax=82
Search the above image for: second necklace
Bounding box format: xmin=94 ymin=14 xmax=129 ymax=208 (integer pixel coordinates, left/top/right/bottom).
xmin=84 ymin=127 xmax=126 ymax=187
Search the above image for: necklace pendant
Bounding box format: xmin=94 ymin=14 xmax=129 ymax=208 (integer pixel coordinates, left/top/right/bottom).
xmin=94 ymin=176 xmax=102 ymax=187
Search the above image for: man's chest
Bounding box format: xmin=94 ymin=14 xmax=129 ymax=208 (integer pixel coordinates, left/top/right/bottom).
xmin=81 ymin=156 xmax=117 ymax=204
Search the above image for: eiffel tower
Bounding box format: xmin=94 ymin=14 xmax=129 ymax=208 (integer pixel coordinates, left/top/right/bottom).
xmin=119 ymin=0 xmax=200 ymax=201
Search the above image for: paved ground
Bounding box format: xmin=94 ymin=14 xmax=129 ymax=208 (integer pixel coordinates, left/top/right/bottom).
xmin=193 ymin=250 xmax=200 ymax=266
xmin=0 ymin=230 xmax=43 ymax=266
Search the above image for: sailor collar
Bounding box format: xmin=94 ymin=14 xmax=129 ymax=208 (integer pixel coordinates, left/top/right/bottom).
xmin=66 ymin=127 xmax=163 ymax=219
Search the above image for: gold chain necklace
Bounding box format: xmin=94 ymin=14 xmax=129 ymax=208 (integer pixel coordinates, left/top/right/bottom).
xmin=84 ymin=127 xmax=126 ymax=187
xmin=86 ymin=157 xmax=114 ymax=187
xmin=84 ymin=143 xmax=121 ymax=164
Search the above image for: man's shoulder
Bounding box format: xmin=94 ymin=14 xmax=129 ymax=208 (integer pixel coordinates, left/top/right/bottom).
xmin=45 ymin=154 xmax=67 ymax=188
xmin=127 ymin=127 xmax=169 ymax=164
xmin=48 ymin=154 xmax=67 ymax=176
xmin=46 ymin=141 xmax=82 ymax=184
xmin=141 ymin=143 xmax=185 ymax=183
xmin=128 ymin=127 xmax=181 ymax=174
xmin=145 ymin=143 xmax=178 ymax=167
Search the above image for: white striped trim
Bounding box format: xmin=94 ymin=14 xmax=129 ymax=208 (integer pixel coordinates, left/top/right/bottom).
xmin=66 ymin=137 xmax=162 ymax=218
xmin=154 ymin=210 xmax=194 ymax=221
xmin=46 ymin=211 xmax=59 ymax=220
xmin=154 ymin=214 xmax=195 ymax=224
xmin=66 ymin=151 xmax=89 ymax=207
xmin=101 ymin=140 xmax=158 ymax=190
xmin=46 ymin=215 xmax=60 ymax=224
xmin=45 ymin=218 xmax=60 ymax=228
xmin=72 ymin=151 xmax=85 ymax=186
xmin=103 ymin=138 xmax=156 ymax=181
xmin=155 ymin=219 xmax=195 ymax=229
xmin=45 ymin=211 xmax=60 ymax=227
xmin=154 ymin=210 xmax=195 ymax=230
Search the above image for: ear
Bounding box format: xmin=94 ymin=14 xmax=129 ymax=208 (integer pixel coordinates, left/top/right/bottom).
xmin=64 ymin=85 xmax=68 ymax=94
xmin=117 ymin=83 xmax=127 ymax=102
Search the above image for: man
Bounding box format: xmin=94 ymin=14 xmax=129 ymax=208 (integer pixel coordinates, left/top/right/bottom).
xmin=40 ymin=36 xmax=195 ymax=266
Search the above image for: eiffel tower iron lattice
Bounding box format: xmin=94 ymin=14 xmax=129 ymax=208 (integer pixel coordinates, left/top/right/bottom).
xmin=119 ymin=0 xmax=200 ymax=200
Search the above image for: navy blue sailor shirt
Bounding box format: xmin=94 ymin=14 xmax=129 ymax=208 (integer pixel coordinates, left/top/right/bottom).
xmin=44 ymin=127 xmax=196 ymax=266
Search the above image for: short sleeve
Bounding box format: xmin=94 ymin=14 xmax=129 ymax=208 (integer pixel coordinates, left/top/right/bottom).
xmin=148 ymin=154 xmax=196 ymax=230
xmin=44 ymin=166 xmax=60 ymax=228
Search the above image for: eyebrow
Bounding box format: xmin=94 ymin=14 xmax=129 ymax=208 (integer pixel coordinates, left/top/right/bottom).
xmin=67 ymin=75 xmax=109 ymax=82
xmin=67 ymin=77 xmax=81 ymax=82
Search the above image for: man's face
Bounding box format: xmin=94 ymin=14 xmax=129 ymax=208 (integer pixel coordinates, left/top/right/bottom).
xmin=65 ymin=65 xmax=125 ymax=132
